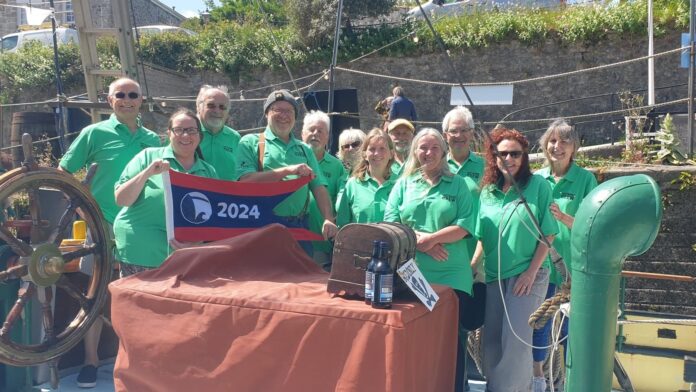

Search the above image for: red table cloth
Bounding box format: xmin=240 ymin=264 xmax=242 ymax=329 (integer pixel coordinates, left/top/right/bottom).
xmin=110 ymin=224 xmax=458 ymax=392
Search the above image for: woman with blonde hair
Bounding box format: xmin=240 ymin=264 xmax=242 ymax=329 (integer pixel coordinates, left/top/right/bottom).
xmin=384 ymin=128 xmax=477 ymax=392
xmin=336 ymin=128 xmax=395 ymax=226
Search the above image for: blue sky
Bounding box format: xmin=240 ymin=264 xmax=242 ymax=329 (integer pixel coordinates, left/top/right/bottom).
xmin=159 ymin=0 xmax=219 ymax=19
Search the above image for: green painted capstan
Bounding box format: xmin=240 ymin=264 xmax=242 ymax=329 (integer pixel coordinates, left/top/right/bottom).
xmin=565 ymin=174 xmax=662 ymax=391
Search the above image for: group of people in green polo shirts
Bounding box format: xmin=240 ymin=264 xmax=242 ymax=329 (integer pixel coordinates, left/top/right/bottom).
xmin=332 ymin=106 xmax=597 ymax=392
xmin=58 ymin=78 xmax=596 ymax=391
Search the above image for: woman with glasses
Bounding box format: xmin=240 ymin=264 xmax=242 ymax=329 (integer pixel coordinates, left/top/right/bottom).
xmin=336 ymin=128 xmax=396 ymax=226
xmin=472 ymin=128 xmax=558 ymax=392
xmin=384 ymin=128 xmax=477 ymax=392
xmin=113 ymin=108 xmax=218 ymax=277
xmin=336 ymin=128 xmax=366 ymax=173
xmin=531 ymin=119 xmax=597 ymax=392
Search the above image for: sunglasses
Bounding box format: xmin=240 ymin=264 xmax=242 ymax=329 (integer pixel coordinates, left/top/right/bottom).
xmin=498 ymin=150 xmax=523 ymax=159
xmin=171 ymin=127 xmax=200 ymax=136
xmin=205 ymin=102 xmax=228 ymax=111
xmin=341 ymin=141 xmax=361 ymax=150
xmin=113 ymin=91 xmax=140 ymax=100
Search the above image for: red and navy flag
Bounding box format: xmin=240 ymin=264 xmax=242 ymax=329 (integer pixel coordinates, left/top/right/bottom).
xmin=163 ymin=170 xmax=322 ymax=242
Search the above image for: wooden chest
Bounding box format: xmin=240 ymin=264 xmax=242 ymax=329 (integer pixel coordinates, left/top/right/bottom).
xmin=328 ymin=222 xmax=416 ymax=297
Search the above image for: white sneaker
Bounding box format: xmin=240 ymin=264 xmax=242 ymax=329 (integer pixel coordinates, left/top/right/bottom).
xmin=532 ymin=376 xmax=547 ymax=392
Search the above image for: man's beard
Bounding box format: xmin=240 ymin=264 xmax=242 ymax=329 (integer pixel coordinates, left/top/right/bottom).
xmin=205 ymin=118 xmax=225 ymax=130
xmin=394 ymin=144 xmax=410 ymax=155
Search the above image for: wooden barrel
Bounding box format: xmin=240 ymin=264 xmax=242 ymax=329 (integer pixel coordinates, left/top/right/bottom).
xmin=10 ymin=112 xmax=60 ymax=168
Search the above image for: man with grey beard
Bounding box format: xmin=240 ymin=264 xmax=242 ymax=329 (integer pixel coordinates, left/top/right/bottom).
xmin=301 ymin=110 xmax=346 ymax=269
xmin=387 ymin=118 xmax=415 ymax=176
xmin=196 ymin=85 xmax=241 ymax=180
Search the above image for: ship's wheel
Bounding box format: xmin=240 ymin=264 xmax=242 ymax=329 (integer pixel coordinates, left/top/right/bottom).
xmin=0 ymin=134 xmax=111 ymax=387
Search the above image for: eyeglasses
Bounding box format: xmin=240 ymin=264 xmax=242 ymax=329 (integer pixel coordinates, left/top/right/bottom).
xmin=113 ymin=91 xmax=140 ymax=100
xmin=170 ymin=127 xmax=200 ymax=136
xmin=270 ymin=107 xmax=294 ymax=116
xmin=341 ymin=141 xmax=361 ymax=150
xmin=498 ymin=150 xmax=523 ymax=159
xmin=446 ymin=127 xmax=473 ymax=135
xmin=205 ymin=102 xmax=228 ymax=111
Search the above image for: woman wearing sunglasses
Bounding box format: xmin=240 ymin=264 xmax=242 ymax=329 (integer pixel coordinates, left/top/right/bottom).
xmin=335 ymin=128 xmax=396 ymax=226
xmin=472 ymin=128 xmax=558 ymax=392
xmin=336 ymin=128 xmax=366 ymax=173
xmin=384 ymin=128 xmax=477 ymax=392
xmin=113 ymin=108 xmax=218 ymax=277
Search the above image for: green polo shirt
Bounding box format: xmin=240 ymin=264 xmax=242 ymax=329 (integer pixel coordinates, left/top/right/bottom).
xmin=449 ymin=169 xmax=481 ymax=260
xmin=308 ymin=152 xmax=347 ymax=253
xmin=384 ymin=172 xmax=476 ymax=294
xmin=199 ymin=124 xmax=241 ymax=181
xmin=537 ymin=162 xmax=598 ymax=284
xmin=448 ymin=151 xmax=484 ymax=186
xmin=60 ymin=114 xmax=160 ymax=223
xmin=476 ymin=175 xmax=559 ymax=283
xmin=390 ymin=161 xmax=404 ymax=178
xmin=236 ymin=128 xmax=327 ymax=217
xmin=336 ymin=174 xmax=396 ymax=226
xmin=113 ymin=146 xmax=218 ymax=268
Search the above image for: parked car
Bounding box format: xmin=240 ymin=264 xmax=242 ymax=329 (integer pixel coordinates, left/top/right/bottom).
xmin=134 ymin=25 xmax=196 ymax=37
xmin=1 ymin=27 xmax=78 ymax=53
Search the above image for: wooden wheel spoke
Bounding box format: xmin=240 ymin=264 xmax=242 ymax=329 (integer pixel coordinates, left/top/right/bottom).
xmin=37 ymin=287 xmax=55 ymax=344
xmin=0 ymin=282 xmax=35 ymax=340
xmin=0 ymin=264 xmax=28 ymax=282
xmin=56 ymin=275 xmax=91 ymax=311
xmin=51 ymin=201 xmax=80 ymax=245
xmin=61 ymin=243 xmax=97 ymax=261
xmin=27 ymin=189 xmax=41 ymax=225
xmin=49 ymin=360 xmax=60 ymax=390
xmin=0 ymin=226 xmax=33 ymax=257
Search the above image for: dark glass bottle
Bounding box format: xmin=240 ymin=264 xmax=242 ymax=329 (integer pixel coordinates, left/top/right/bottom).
xmin=372 ymin=241 xmax=393 ymax=309
xmin=364 ymin=240 xmax=380 ymax=304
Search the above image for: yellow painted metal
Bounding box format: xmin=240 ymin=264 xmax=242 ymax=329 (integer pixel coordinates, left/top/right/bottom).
xmin=613 ymin=353 xmax=690 ymax=392
xmin=621 ymin=315 xmax=696 ymax=352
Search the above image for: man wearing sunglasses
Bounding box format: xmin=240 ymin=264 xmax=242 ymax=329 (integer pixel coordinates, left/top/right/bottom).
xmin=59 ymin=77 xmax=160 ymax=388
xmin=195 ymin=85 xmax=241 ymax=181
xmin=237 ymin=90 xmax=338 ymax=256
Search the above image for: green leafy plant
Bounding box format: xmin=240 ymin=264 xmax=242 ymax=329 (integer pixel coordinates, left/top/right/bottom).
xmin=670 ymin=171 xmax=696 ymax=191
xmin=653 ymin=114 xmax=695 ymax=165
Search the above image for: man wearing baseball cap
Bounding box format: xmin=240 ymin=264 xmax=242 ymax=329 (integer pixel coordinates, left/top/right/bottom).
xmin=387 ymin=118 xmax=415 ymax=176
xmin=237 ymin=89 xmax=338 ymax=255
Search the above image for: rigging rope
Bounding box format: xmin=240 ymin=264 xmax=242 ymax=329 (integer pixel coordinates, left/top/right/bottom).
xmin=336 ymin=46 xmax=685 ymax=87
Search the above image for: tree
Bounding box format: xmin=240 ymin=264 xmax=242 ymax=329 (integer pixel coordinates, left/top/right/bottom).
xmin=287 ymin=0 xmax=396 ymax=46
xmin=205 ymin=0 xmax=287 ymax=26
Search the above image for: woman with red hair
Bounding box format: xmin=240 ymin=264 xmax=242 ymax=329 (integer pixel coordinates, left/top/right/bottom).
xmin=472 ymin=128 xmax=558 ymax=391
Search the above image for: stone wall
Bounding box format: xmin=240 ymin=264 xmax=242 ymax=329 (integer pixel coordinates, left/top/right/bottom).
xmin=90 ymin=0 xmax=184 ymax=28
xmin=600 ymin=166 xmax=696 ymax=316
xmin=216 ymin=31 xmax=688 ymax=151
xmin=0 ymin=0 xmax=18 ymax=37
